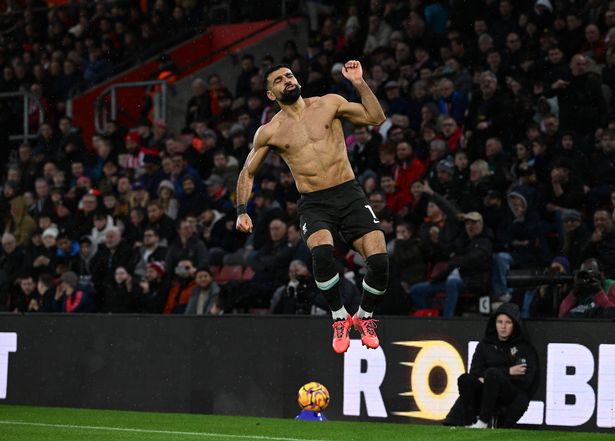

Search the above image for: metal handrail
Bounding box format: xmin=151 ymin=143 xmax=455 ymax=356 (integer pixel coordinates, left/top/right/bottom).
xmin=94 ymin=80 xmax=168 ymax=133
xmin=0 ymin=91 xmax=45 ymax=142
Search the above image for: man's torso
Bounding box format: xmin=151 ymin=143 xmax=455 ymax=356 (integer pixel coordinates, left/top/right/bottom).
xmin=264 ymin=96 xmax=355 ymax=194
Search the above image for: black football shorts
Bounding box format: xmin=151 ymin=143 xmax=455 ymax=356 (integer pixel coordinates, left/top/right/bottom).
xmin=297 ymin=179 xmax=383 ymax=245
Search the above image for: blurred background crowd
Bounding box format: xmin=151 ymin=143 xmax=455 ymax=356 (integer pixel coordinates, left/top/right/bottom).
xmin=1 ymin=0 xmax=615 ymax=319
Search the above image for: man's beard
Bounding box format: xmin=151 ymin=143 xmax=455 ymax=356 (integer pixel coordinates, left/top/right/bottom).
xmin=279 ymin=85 xmax=302 ymax=104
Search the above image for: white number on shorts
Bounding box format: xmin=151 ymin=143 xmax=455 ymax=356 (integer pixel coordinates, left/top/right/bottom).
xmin=364 ymin=205 xmax=380 ymax=223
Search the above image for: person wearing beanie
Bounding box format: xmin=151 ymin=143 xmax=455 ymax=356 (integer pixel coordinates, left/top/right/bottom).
xmin=137 ymin=260 xmax=170 ymax=313
xmin=560 ymin=208 xmax=589 ymax=270
xmin=185 ymin=267 xmax=220 ymax=315
xmin=53 ymin=270 xmax=95 ymax=312
xmin=445 ymin=303 xmax=538 ymax=428
xmin=157 ymin=179 xmax=179 ymax=220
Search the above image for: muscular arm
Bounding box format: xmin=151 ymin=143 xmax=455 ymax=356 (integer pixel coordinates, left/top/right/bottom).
xmin=236 ymin=127 xmax=270 ymax=206
xmin=236 ymin=127 xmax=270 ymax=233
xmin=335 ymin=61 xmax=386 ymax=126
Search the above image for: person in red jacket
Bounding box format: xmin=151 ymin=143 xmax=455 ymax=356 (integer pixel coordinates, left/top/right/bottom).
xmin=163 ymin=259 xmax=197 ymax=314
xmin=380 ymin=172 xmax=411 ymax=216
xmin=392 ymin=141 xmax=427 ymax=197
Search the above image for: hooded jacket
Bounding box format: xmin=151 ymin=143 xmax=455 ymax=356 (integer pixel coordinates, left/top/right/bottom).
xmin=470 ymin=304 xmax=538 ymax=394
xmin=5 ymin=197 xmax=36 ymax=247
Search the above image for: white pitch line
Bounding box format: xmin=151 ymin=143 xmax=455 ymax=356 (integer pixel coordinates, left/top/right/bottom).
xmin=0 ymin=420 xmax=329 ymax=441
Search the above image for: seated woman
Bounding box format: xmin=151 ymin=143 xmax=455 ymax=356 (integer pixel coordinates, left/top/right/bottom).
xmin=445 ymin=303 xmax=538 ymax=428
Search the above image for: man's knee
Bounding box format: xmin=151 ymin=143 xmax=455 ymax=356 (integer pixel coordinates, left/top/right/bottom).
xmin=363 ymin=253 xmax=388 ymax=295
xmin=484 ymin=367 xmax=504 ymax=381
xmin=458 ymin=373 xmax=474 ymax=388
xmin=312 ymin=245 xmax=339 ymax=289
xmin=446 ymin=276 xmax=463 ymax=288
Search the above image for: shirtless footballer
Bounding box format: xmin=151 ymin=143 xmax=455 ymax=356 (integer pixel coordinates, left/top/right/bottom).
xmin=235 ymin=61 xmax=387 ymax=353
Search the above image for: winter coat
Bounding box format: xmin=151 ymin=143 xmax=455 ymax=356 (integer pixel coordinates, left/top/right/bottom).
xmin=185 ymin=282 xmax=221 ymax=315
xmin=391 ymin=237 xmax=428 ymax=285
xmin=444 ymin=304 xmax=538 ymax=428
xmin=4 ymin=197 xmax=36 ymax=247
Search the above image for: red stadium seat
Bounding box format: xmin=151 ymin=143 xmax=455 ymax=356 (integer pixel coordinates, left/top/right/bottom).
xmin=215 ymin=265 xmax=243 ymax=284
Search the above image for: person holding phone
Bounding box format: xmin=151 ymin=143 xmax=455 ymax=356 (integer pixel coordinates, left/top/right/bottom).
xmin=448 ymin=303 xmax=538 ymax=428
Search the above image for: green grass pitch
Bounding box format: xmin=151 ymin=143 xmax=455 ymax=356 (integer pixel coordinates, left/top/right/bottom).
xmin=0 ymin=405 xmax=610 ymax=441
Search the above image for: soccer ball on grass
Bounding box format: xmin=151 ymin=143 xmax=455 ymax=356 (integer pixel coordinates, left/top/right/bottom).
xmin=297 ymin=382 xmax=330 ymax=411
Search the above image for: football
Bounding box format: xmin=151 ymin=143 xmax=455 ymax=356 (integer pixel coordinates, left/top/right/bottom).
xmin=297 ymin=382 xmax=330 ymax=411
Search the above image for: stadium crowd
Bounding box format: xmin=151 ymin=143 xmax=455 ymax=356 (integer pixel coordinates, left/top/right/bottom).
xmin=2 ymin=0 xmax=615 ymax=319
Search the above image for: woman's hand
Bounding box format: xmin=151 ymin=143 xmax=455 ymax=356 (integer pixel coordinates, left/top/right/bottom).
xmin=509 ymin=364 xmax=527 ymax=376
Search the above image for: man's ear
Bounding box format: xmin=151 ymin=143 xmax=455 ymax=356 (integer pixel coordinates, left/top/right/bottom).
xmin=266 ymin=90 xmax=276 ymax=102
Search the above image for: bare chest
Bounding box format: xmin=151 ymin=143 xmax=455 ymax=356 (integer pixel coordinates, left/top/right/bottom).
xmin=269 ymin=107 xmax=339 ymax=152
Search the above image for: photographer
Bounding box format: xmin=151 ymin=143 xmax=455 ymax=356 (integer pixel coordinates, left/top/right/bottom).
xmin=520 ymin=256 xmax=572 ymax=318
xmin=558 ymin=258 xmax=615 ymax=318
xmin=445 ymin=303 xmax=538 ymax=428
xmin=270 ymin=260 xmax=361 ymax=315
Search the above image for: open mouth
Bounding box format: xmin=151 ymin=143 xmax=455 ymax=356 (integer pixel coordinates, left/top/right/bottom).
xmin=285 ymin=85 xmax=296 ymax=91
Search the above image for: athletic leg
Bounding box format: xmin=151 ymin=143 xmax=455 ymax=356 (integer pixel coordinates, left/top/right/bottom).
xmin=352 ymin=230 xmax=387 ymax=348
xmin=307 ymin=229 xmax=351 ymax=353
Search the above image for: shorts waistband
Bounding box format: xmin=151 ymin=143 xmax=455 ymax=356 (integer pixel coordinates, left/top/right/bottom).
xmin=300 ymin=179 xmax=359 ymax=199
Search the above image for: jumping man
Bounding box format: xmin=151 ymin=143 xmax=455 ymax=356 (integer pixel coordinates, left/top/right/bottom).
xmin=236 ymin=61 xmax=388 ymax=353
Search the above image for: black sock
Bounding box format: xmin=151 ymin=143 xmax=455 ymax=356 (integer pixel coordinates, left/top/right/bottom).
xmin=360 ymin=291 xmax=380 ymax=313
xmin=321 ymin=283 xmax=342 ymax=312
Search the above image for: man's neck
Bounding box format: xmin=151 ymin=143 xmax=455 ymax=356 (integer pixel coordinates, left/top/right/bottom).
xmin=280 ymin=97 xmax=307 ymax=120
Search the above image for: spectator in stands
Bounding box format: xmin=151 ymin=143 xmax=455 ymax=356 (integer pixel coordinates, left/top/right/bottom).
xmin=69 ymin=235 xmax=96 ymax=292
xmin=165 ymin=218 xmax=208 ymax=271
xmin=178 ymin=175 xmax=208 ymax=219
xmin=522 ymin=256 xmax=572 ymax=318
xmin=91 ymin=226 xmax=133 ymax=311
xmin=30 ymin=227 xmax=59 ymax=279
xmin=53 ymin=271 xmax=94 ymax=313
xmin=448 ymin=303 xmax=538 ymax=428
xmin=581 ymin=209 xmax=615 ymax=278
xmin=101 ymin=266 xmax=137 ymax=314
xmin=8 ymin=274 xmax=37 ymax=313
xmin=137 ymin=261 xmax=169 ymax=313
xmin=29 ymin=177 xmax=54 ymax=220
xmin=246 ymin=219 xmax=294 ymax=306
xmin=392 ymin=141 xmax=427 ymax=198
xmin=131 ymin=227 xmax=168 ymax=281
xmin=492 ymin=186 xmax=549 ymax=302
xmin=204 ymin=174 xmax=233 ymax=213
xmin=157 ymin=180 xmax=179 ymax=220
xmin=145 ymin=200 xmax=176 ymax=246
xmin=547 ymin=54 xmax=605 ymax=154
xmin=33 ymin=273 xmax=55 ymax=313
xmin=163 ymin=258 xmax=197 ymax=314
xmin=437 ymin=78 xmax=468 ymax=125
xmin=411 ymin=210 xmax=493 ymax=317
xmin=185 ymin=267 xmax=220 ymax=315
xmin=559 ymin=258 xmax=615 ymax=317
xmin=349 ymin=126 xmax=382 ymax=177
xmin=5 ymin=196 xmax=36 ymax=247
xmin=185 ymin=78 xmax=211 ymax=130
xmin=0 ymin=233 xmax=25 ymax=310
xmin=561 ymin=209 xmax=589 ymax=270
xmin=249 ymin=189 xmax=283 ymax=251
xmin=466 ymin=71 xmax=513 ymax=153
xmin=91 ymin=211 xmax=115 ymax=245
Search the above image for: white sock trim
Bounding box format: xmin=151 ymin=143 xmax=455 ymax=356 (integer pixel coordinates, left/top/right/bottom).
xmin=316 ymin=273 xmax=340 ymax=291
xmin=357 ymin=306 xmax=373 ymax=319
xmin=331 ymin=306 xmax=348 ymax=320
xmin=362 ymin=279 xmax=386 ymax=295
